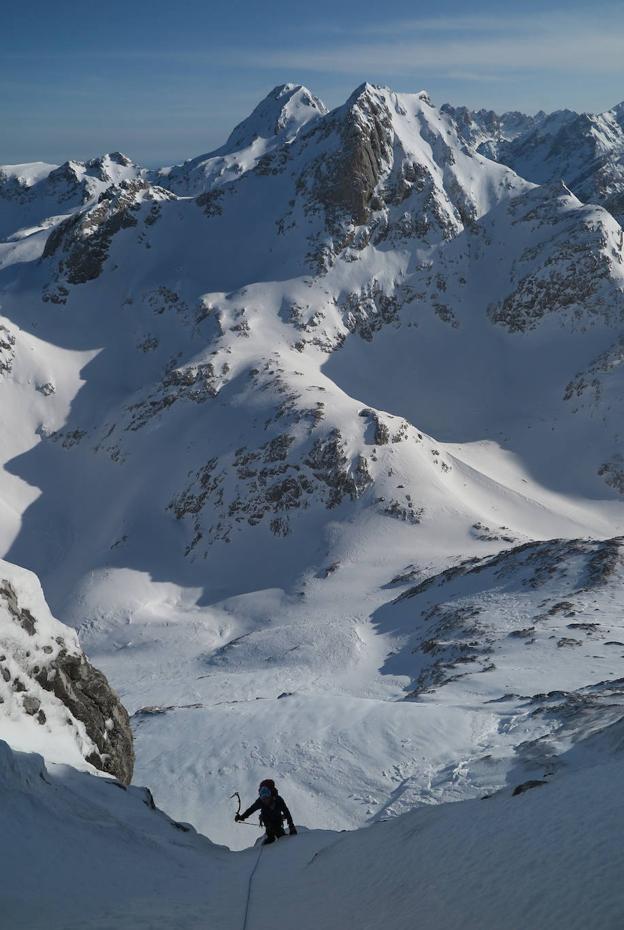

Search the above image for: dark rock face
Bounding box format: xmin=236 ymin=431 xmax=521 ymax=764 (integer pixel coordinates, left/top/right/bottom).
xmin=196 ymin=189 xmax=224 ymax=217
xmin=0 ymin=578 xmax=134 ymax=784
xmin=42 ymin=182 xmax=143 ymax=284
xmin=35 ymin=648 xmax=134 ymax=784
xmin=42 ymin=180 xmax=173 ymax=290
xmin=359 ymin=408 xmax=390 ymax=445
xmin=490 ymin=238 xmax=612 ymax=333
xmin=299 ymin=85 xmax=393 ymax=230
xmin=512 ymin=779 xmax=548 ymax=796
xmin=327 ymin=87 xmax=393 ymax=225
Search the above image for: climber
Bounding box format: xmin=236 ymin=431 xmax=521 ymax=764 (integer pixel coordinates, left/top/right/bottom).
xmin=235 ymin=779 xmax=297 ymax=845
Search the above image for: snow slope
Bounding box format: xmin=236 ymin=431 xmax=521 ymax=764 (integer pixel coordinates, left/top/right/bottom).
xmin=0 ymin=740 xmax=229 ymax=930
xmin=1 ymin=81 xmax=624 ymax=861
xmin=3 ymin=729 xmax=624 ymax=930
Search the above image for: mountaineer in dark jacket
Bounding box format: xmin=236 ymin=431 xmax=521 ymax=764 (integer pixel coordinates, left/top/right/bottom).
xmin=235 ymin=779 xmax=297 ymax=845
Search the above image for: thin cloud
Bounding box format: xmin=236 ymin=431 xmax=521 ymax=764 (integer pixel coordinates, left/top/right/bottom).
xmin=6 ymin=8 xmax=623 ymax=79
xmin=338 ymin=6 xmax=624 ymax=37
xmin=349 ymin=15 xmax=544 ymax=35
xmin=241 ymin=38 xmax=624 ymax=77
xmin=226 ymin=10 xmax=624 ymax=78
xmin=444 ymin=71 xmax=517 ymax=84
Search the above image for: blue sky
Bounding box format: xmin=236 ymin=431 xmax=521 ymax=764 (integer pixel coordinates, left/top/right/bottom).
xmin=3 ymin=0 xmax=624 ymax=165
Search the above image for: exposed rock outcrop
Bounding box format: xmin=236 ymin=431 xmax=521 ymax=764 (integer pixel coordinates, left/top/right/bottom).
xmin=35 ymin=644 xmax=134 ymax=784
xmin=42 ymin=179 xmax=175 ymax=289
xmin=390 ymin=537 xmax=624 ymax=697
xmin=0 ymin=325 xmax=16 ymax=375
xmin=313 ymin=84 xmax=394 ymax=227
xmin=0 ymin=563 xmax=134 ymax=783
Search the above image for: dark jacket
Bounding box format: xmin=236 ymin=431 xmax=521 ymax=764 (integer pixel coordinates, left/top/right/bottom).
xmin=240 ymin=794 xmax=295 ymax=830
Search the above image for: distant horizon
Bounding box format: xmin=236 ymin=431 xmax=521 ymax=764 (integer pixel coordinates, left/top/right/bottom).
xmin=3 ymin=0 xmax=624 ymax=165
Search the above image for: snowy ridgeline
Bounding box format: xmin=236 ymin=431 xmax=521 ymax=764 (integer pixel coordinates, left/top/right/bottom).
xmin=1 ymin=80 xmax=624 ymax=926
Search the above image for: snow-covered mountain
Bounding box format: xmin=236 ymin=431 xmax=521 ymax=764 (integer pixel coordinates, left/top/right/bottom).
xmin=445 ymin=99 xmax=624 ymax=225
xmin=2 ymin=79 xmax=624 ymax=922
xmin=159 ymin=83 xmax=327 ymax=196
xmin=0 ymin=152 xmax=145 ymax=241
xmin=440 ymin=101 xmax=553 ymax=156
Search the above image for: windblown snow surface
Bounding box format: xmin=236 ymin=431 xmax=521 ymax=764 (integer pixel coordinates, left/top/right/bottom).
xmin=2 ymin=82 xmax=624 ymax=927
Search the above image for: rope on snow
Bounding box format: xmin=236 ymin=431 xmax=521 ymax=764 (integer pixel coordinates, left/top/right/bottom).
xmin=241 ymin=842 xmax=264 ymax=930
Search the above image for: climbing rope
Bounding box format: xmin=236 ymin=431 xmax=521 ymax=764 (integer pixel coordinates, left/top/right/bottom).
xmin=241 ymin=842 xmax=264 ymax=930
xmin=231 ymin=791 xmax=266 ymax=930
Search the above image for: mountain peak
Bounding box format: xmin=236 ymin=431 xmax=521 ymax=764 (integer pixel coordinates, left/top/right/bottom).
xmin=608 ymin=99 xmax=624 ymax=128
xmin=269 ymin=82 xmax=307 ymax=97
xmin=161 ymin=83 xmax=327 ymax=195
xmin=86 ymin=151 xmax=134 ymax=169
xmin=344 ymin=82 xmax=389 ymax=108
xmin=224 ymin=83 xmax=326 ymax=151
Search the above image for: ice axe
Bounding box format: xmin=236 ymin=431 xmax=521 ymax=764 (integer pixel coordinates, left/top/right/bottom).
xmin=231 ymin=791 xmax=261 ymax=827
